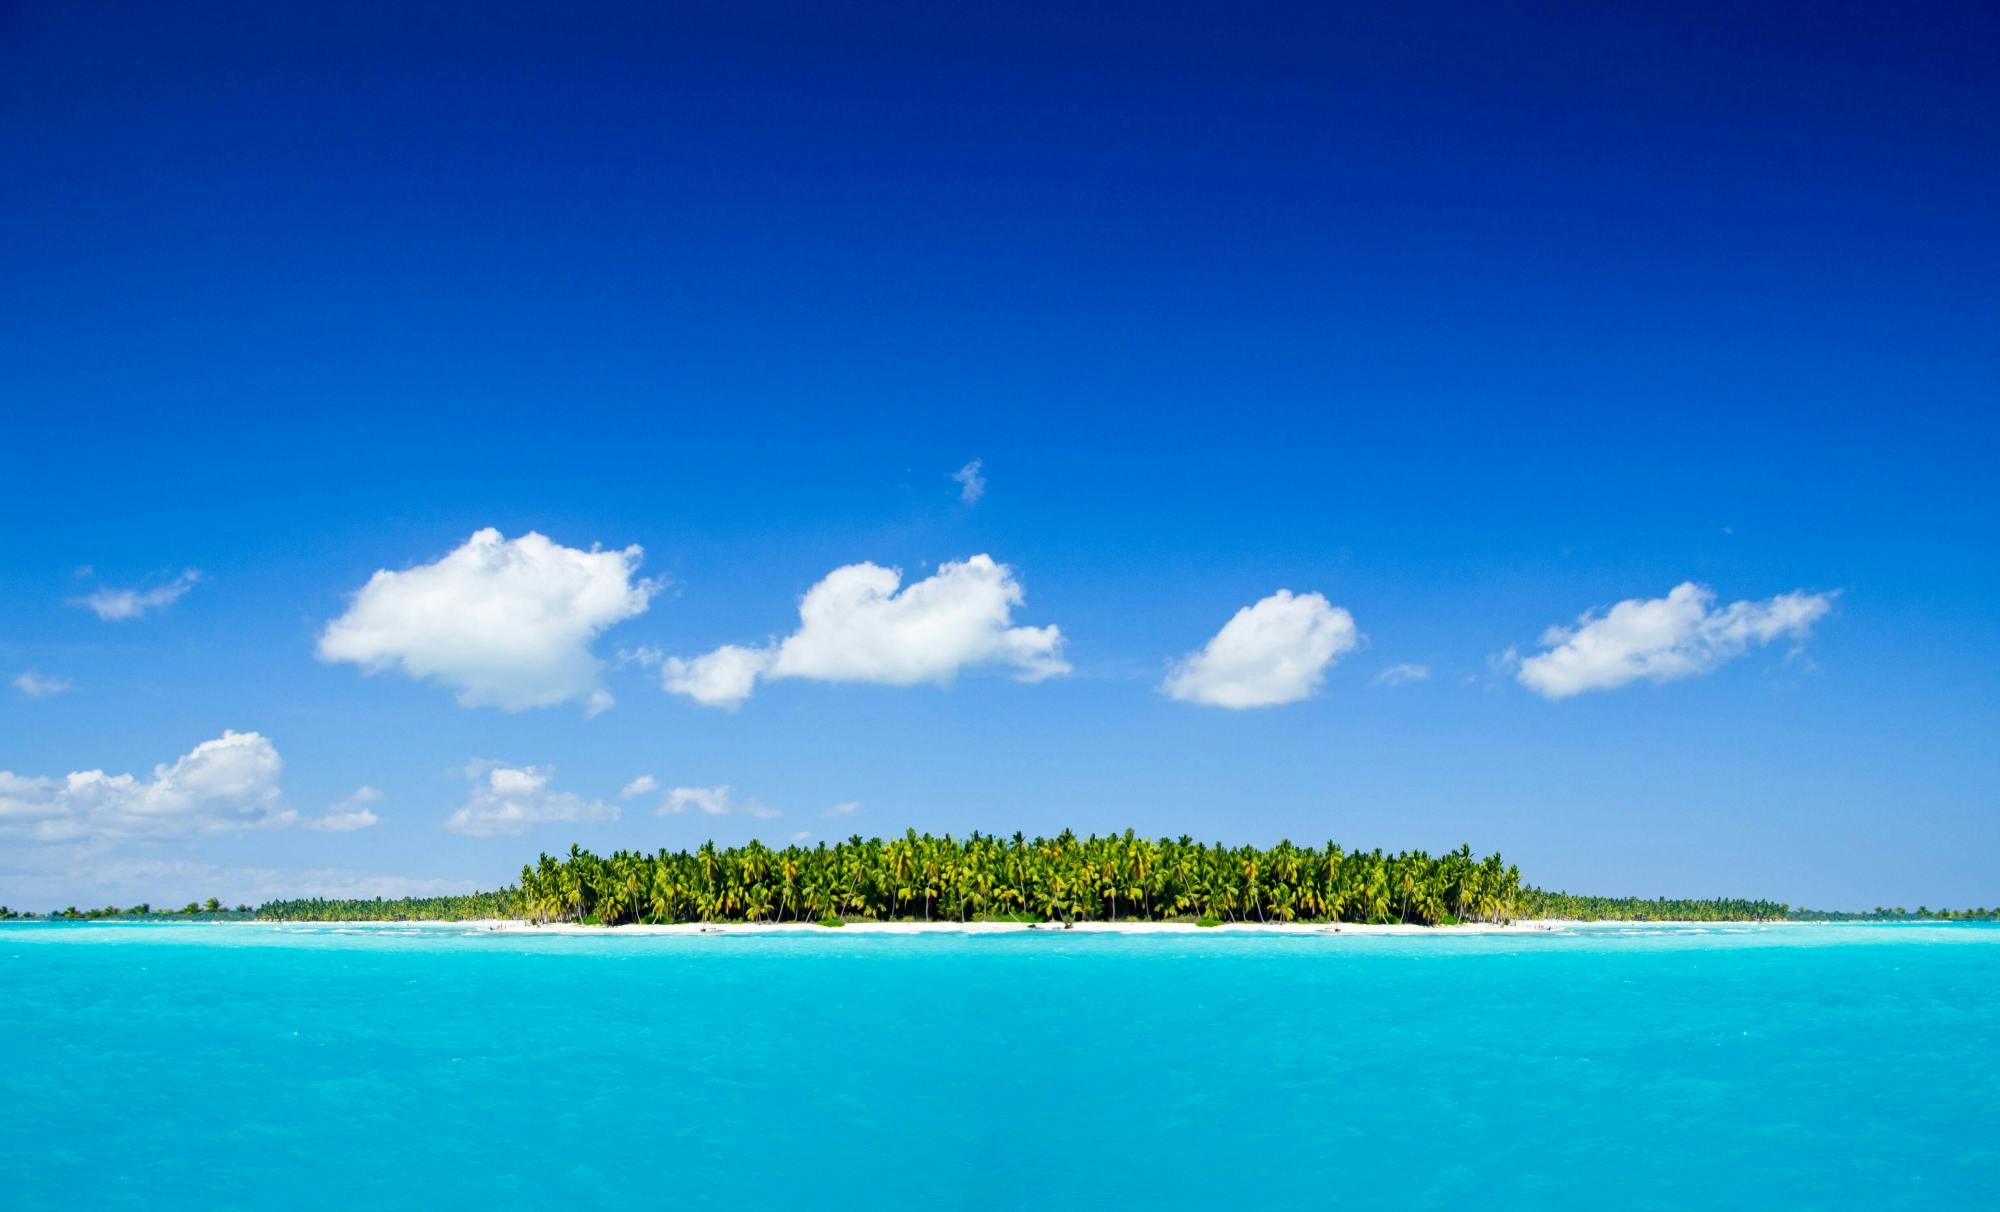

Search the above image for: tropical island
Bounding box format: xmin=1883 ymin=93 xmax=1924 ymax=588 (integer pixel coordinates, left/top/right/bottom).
xmin=8 ymin=833 xmax=1990 ymax=928
xmin=248 ymin=831 xmax=1982 ymax=926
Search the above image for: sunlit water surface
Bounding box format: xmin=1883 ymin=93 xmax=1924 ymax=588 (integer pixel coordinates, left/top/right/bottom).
xmin=3 ymin=921 xmax=1996 ymax=1210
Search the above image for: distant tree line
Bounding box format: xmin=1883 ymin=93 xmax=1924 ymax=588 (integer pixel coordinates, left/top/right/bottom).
xmin=255 ymin=891 xmax=523 ymax=922
xmin=1788 ymin=905 xmax=1997 ymax=921
xmin=1 ymin=898 xmax=250 ymax=920
xmin=1514 ymin=889 xmax=1791 ymax=922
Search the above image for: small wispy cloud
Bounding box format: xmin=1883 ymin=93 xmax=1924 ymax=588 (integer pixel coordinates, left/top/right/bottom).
xmin=952 ymin=458 xmax=986 ymax=505
xmin=308 ymin=786 xmax=382 ymax=833
xmin=1371 ymin=663 xmax=1430 ymax=687
xmin=822 ymin=801 xmax=860 ymax=819
xmin=618 ymin=646 xmax=664 ymax=669
xmin=619 ymin=775 xmax=659 ymax=800
xmin=445 ymin=761 xmax=616 ymax=837
xmin=662 ymin=785 xmax=781 ymax=819
xmin=70 ymin=569 xmax=202 ymax=621
xmin=12 ymin=671 xmax=74 ymax=698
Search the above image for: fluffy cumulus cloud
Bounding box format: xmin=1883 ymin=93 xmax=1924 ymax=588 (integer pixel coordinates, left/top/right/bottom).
xmin=318 ymin=529 xmax=655 ymax=715
xmin=618 ymin=775 xmax=658 ymax=800
xmin=13 ymin=671 xmax=74 ymax=698
xmin=1513 ymin=582 xmax=1836 ymax=699
xmin=771 ymin=556 xmax=1067 ymax=686
xmin=1164 ymin=590 xmax=1360 ymax=708
xmin=661 ymin=644 xmax=770 ymax=709
xmin=444 ymin=761 xmax=617 ymax=837
xmin=0 ymin=730 xmax=355 ymax=844
xmin=70 ymin=569 xmax=201 ymax=621
xmin=661 ymin=555 xmax=1067 ymax=708
xmin=661 ymin=785 xmax=780 ymax=819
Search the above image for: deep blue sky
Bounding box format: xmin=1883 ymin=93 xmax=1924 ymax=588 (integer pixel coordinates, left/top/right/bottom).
xmin=3 ymin=2 xmax=1995 ymax=909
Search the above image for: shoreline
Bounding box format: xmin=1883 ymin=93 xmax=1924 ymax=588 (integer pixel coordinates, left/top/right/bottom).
xmin=449 ymin=917 xmax=1766 ymax=936
xmin=8 ymin=916 xmax=1833 ymax=934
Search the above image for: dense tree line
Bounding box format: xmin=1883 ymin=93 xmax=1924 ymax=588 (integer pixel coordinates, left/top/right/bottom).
xmin=239 ymin=888 xmax=2000 ymax=925
xmin=255 ymin=891 xmax=522 ymax=922
xmin=506 ymin=831 xmax=1523 ymax=926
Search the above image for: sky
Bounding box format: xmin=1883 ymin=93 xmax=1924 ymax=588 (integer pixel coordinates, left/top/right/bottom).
xmin=2 ymin=1 xmax=1995 ymax=910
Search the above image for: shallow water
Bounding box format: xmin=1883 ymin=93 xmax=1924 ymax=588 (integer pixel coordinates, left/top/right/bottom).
xmin=3 ymin=921 xmax=1995 ymax=1210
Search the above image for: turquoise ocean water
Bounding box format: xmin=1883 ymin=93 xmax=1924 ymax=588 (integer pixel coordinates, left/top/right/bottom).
xmin=4 ymin=921 xmax=1995 ymax=1210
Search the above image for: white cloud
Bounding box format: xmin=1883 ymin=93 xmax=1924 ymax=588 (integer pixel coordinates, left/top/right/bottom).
xmin=0 ymin=730 xmax=292 ymax=844
xmin=444 ymin=762 xmax=616 ymax=837
xmin=823 ymin=800 xmax=860 ymax=819
xmin=952 ymin=458 xmax=986 ymax=504
xmin=0 ymin=734 xmax=387 ymax=849
xmin=789 ymin=830 xmax=812 ymax=843
xmin=662 ymin=785 xmax=781 ymax=819
xmin=318 ymin=528 xmax=655 ymax=715
xmin=619 ymin=775 xmax=658 ymax=800
xmin=13 ymin=672 xmax=74 ymax=698
xmin=661 ymin=644 xmax=769 ymax=709
xmin=618 ymin=645 xmax=664 ymax=669
xmin=310 ymin=786 xmax=382 ymax=833
xmin=1513 ymin=582 xmax=1836 ymax=699
xmin=771 ymin=556 xmax=1067 ymax=685
xmin=661 ymin=555 xmax=1067 ymax=708
xmin=1164 ymin=590 xmax=1360 ymax=708
xmin=1372 ymin=663 xmax=1430 ymax=687
xmin=70 ymin=569 xmax=201 ymax=621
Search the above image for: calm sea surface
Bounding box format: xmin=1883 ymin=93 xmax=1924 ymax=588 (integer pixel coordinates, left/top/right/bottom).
xmin=3 ymin=921 xmax=1995 ymax=1210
